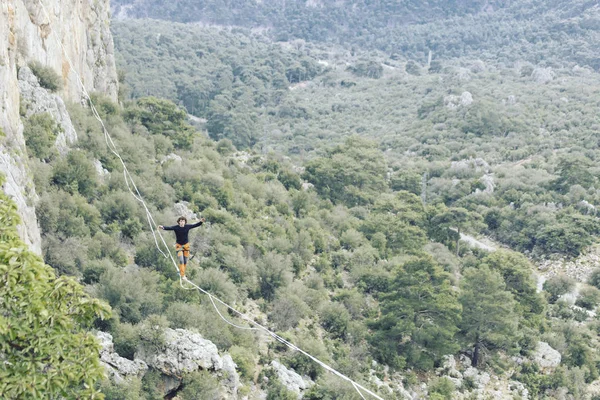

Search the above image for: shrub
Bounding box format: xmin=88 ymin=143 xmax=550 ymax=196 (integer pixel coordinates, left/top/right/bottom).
xmin=229 ymin=345 xmax=256 ymax=380
xmin=112 ymin=321 xmax=140 ymax=360
xmin=23 ymin=113 xmax=60 ymax=161
xmin=257 ymin=252 xmax=293 ymax=301
xmin=269 ymin=293 xmax=308 ymax=331
xmin=575 ymin=286 xmax=600 ymax=310
xmin=28 ymin=61 xmax=62 ymax=91
xmin=429 ymin=377 xmax=455 ymax=399
xmin=179 ymin=370 xmax=220 ymax=400
xmin=95 ymin=267 xmax=164 ymax=324
xmin=320 ymin=302 xmax=351 ymax=339
xmin=588 ymin=268 xmax=600 ymax=289
xmin=52 ymin=150 xmax=98 ymax=197
xmin=543 ymin=275 xmax=576 ymax=303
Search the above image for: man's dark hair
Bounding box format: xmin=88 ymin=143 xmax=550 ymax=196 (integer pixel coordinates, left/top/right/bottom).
xmin=177 ymin=216 xmax=187 ymax=224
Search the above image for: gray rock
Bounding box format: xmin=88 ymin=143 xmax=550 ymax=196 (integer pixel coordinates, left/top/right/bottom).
xmin=160 ymin=153 xmax=183 ymax=164
xmin=460 ymin=91 xmax=473 ymax=106
xmin=173 ymin=202 xmax=197 ymax=221
xmin=532 ymin=341 xmax=561 ymax=370
xmin=222 ymin=354 xmax=241 ymax=395
xmin=136 ymin=328 xmax=223 ymax=375
xmin=531 ymin=67 xmax=555 ymax=84
xmin=478 ymin=174 xmax=495 ymax=194
xmin=271 ymin=360 xmax=310 ymax=395
xmin=93 ymin=159 xmax=109 ymax=180
xmin=438 ymin=355 xmax=462 ymax=378
xmin=96 ymin=332 xmax=148 ymax=383
xmin=18 ymin=66 xmax=77 ymax=155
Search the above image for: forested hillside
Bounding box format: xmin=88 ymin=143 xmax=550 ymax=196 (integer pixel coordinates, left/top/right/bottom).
xmin=113 ymin=20 xmax=600 ymax=260
xmin=8 ymin=0 xmax=600 ymax=397
xmin=111 ymin=0 xmax=600 ymax=69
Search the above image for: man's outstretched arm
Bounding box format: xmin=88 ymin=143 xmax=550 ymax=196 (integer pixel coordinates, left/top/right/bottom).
xmin=188 ymin=217 xmax=206 ymax=229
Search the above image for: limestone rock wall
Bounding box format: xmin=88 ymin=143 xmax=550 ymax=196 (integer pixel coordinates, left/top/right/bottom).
xmin=0 ymin=0 xmax=118 ymax=253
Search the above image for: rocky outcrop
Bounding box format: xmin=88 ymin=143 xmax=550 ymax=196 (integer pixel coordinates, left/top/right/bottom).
xmin=271 ymin=360 xmax=311 ymax=395
xmin=136 ymin=328 xmax=224 ymax=375
xmin=531 ymin=67 xmax=555 ymax=84
xmin=0 ymin=0 xmax=118 ymax=252
xmin=135 ymin=328 xmax=240 ymax=397
xmin=445 ymin=91 xmax=473 ymax=109
xmin=173 ymin=201 xmax=198 ymax=221
xmin=18 ymin=66 xmax=77 ymax=155
xmin=532 ymin=341 xmax=561 ymax=371
xmin=96 ymin=332 xmax=148 ymax=384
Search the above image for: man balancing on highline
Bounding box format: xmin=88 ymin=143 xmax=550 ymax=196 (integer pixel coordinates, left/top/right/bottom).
xmin=158 ymin=216 xmax=205 ymax=279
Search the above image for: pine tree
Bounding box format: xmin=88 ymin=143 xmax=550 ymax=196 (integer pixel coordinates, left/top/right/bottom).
xmin=459 ymin=266 xmax=518 ymax=367
xmin=370 ymin=257 xmax=461 ymax=370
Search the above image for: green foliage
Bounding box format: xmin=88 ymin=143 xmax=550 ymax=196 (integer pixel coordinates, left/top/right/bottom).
xmin=544 ymin=275 xmax=576 ymax=303
xmin=320 ymin=302 xmax=351 ymax=339
xmin=303 ymin=136 xmax=388 ymax=207
xmin=257 ymin=252 xmax=293 ymax=301
xmin=52 ymin=150 xmax=98 ymax=197
xmin=481 ymin=251 xmax=545 ymax=325
xmin=370 ymin=257 xmax=461 ymax=369
xmin=179 ymin=370 xmax=220 ymax=400
xmin=23 ymin=113 xmax=60 ymax=161
xmin=95 ymin=266 xmax=164 ymax=324
xmin=28 ymin=62 xmax=62 ymax=91
xmin=125 ymin=96 xmax=196 ymax=148
xmin=575 ymin=286 xmax=600 ymax=310
xmin=229 ymin=345 xmax=256 ymax=381
xmin=0 ymin=176 xmax=110 ymax=399
xmin=428 ymin=377 xmax=455 ymax=399
xmin=459 ymin=266 xmax=518 ymax=367
xmin=589 ymin=269 xmax=600 ymax=290
xmin=347 ymin=60 xmax=383 ymax=79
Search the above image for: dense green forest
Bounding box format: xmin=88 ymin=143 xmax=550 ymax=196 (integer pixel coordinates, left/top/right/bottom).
xmin=9 ymin=0 xmax=600 ymax=397
xmin=18 ymin=72 xmax=600 ymax=398
xmin=113 ymin=20 xmax=600 ymax=260
xmin=111 ymin=0 xmax=600 ymax=70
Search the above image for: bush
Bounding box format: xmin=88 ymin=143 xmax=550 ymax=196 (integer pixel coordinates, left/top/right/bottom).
xmin=23 ymin=113 xmax=60 ymax=161
xmin=28 ymin=62 xmax=62 ymax=91
xmin=52 ymin=150 xmax=98 ymax=197
xmin=229 ymin=345 xmax=256 ymax=380
xmin=320 ymin=302 xmax=351 ymax=339
xmin=112 ymin=321 xmax=140 ymax=360
xmin=269 ymin=293 xmax=308 ymax=331
xmin=429 ymin=377 xmax=455 ymax=399
xmin=257 ymin=252 xmax=293 ymax=301
xmin=179 ymin=370 xmax=220 ymax=400
xmin=96 ymin=267 xmax=164 ymax=324
xmin=575 ymin=286 xmax=600 ymax=310
xmin=588 ymin=268 xmax=600 ymax=289
xmin=544 ymin=275 xmax=576 ymax=303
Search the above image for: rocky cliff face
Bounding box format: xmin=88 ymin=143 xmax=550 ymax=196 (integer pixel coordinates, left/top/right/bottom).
xmin=0 ymin=0 xmax=118 ymax=252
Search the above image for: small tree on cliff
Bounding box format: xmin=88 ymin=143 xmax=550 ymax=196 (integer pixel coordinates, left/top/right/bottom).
xmin=0 ymin=176 xmax=110 ymax=399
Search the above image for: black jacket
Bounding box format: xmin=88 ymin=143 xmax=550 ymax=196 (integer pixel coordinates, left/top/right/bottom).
xmin=163 ymin=221 xmax=203 ymax=245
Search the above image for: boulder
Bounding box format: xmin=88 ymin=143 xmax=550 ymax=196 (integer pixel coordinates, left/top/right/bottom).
xmin=532 ymin=341 xmax=561 ymax=370
xmin=96 ymin=331 xmax=148 ymax=383
xmin=460 ymin=91 xmax=473 ymax=106
xmin=173 ymin=202 xmax=197 ymax=221
xmin=136 ymin=328 xmax=223 ymax=376
xmin=271 ymin=360 xmax=310 ymax=395
xmin=531 ymin=67 xmax=555 ymax=84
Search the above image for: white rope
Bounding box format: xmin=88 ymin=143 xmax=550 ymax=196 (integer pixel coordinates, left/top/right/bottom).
xmin=37 ymin=2 xmax=383 ymax=398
